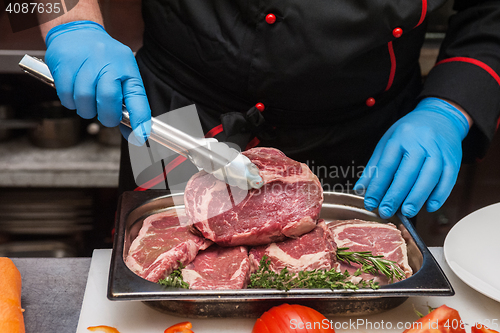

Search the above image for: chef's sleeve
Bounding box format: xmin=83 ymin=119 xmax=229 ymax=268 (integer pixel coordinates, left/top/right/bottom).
xmin=418 ymin=0 xmax=500 ymax=162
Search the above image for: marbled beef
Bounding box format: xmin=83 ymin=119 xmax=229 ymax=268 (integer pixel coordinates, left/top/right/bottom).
xmin=329 ymin=219 xmax=412 ymax=285
xmin=181 ymin=245 xmax=250 ymax=289
xmin=249 ymin=220 xmax=337 ymax=274
xmin=184 ymin=147 xmax=323 ymax=246
xmin=125 ymin=209 xmax=212 ymax=282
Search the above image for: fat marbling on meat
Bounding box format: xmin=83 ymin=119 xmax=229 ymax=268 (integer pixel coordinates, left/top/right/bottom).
xmin=184 ymin=147 xmax=323 ymax=246
xmin=249 ymin=220 xmax=337 ymax=274
xmin=125 ymin=209 xmax=212 ymax=282
xmin=181 ymin=245 xmax=250 ymax=289
xmin=329 ymin=219 xmax=412 ymax=285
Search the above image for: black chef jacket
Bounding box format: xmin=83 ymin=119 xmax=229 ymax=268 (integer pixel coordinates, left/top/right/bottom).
xmin=118 ymin=0 xmax=500 ymax=193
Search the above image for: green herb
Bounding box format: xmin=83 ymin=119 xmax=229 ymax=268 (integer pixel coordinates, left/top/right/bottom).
xmin=157 ymin=248 xmax=405 ymax=291
xmin=157 ymin=261 xmax=189 ymax=289
xmin=248 ymin=255 xmax=380 ymax=291
xmin=413 ymin=304 xmax=436 ymax=318
xmin=413 ymin=304 xmax=425 ymax=318
xmin=336 ymin=247 xmax=406 ymax=283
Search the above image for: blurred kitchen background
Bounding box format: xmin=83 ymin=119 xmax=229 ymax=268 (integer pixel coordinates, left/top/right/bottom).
xmin=1 ymin=1 xmax=499 ymax=257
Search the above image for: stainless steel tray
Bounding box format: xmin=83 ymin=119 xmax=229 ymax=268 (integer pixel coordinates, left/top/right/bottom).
xmin=108 ymin=190 xmax=454 ymax=318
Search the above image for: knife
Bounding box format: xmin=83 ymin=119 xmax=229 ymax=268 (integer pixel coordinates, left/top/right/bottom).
xmin=19 ymin=54 xmax=263 ymax=190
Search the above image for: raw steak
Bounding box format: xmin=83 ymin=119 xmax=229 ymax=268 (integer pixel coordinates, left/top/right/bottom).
xmin=125 ymin=209 xmax=212 ymax=283
xmin=329 ymin=219 xmax=412 ymax=285
xmin=184 ymin=147 xmax=323 ymax=246
xmin=181 ymin=245 xmax=250 ymax=289
xmin=249 ymin=220 xmax=337 ymax=274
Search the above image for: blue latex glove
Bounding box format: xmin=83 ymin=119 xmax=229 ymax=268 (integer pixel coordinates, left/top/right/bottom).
xmin=353 ymin=97 xmax=470 ymax=219
xmin=45 ymin=21 xmax=151 ymax=143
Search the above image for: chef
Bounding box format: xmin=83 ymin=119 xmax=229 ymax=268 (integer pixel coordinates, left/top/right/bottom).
xmin=40 ymin=0 xmax=500 ymax=219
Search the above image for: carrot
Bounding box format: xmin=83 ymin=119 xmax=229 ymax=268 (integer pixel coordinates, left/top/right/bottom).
xmin=87 ymin=325 xmax=121 ymax=333
xmin=0 ymin=257 xmax=25 ymax=333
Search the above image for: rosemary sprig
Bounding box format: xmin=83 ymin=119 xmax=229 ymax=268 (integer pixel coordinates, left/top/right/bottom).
xmin=336 ymin=247 xmax=406 ymax=283
xmin=248 ymin=255 xmax=380 ymax=291
xmin=157 ymin=261 xmax=190 ymax=289
xmin=156 ymin=248 xmax=405 ymax=291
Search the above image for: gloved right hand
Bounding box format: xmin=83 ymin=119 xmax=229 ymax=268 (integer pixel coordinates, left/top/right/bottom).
xmin=353 ymin=97 xmax=469 ymax=219
xmin=45 ymin=20 xmax=151 ymax=143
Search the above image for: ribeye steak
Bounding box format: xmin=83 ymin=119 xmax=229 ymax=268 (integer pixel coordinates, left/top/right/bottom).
xmin=184 ymin=147 xmax=323 ymax=246
xmin=181 ymin=245 xmax=250 ymax=289
xmin=329 ymin=219 xmax=412 ymax=285
xmin=249 ymin=220 xmax=337 ymax=274
xmin=125 ymin=209 xmax=212 ymax=282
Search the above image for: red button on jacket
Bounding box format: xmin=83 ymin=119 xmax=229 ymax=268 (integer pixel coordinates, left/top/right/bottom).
xmin=265 ymin=13 xmax=276 ymax=24
xmin=392 ymin=27 xmax=403 ymax=38
xmin=366 ymin=97 xmax=376 ymax=107
xmin=255 ymin=102 xmax=265 ymax=112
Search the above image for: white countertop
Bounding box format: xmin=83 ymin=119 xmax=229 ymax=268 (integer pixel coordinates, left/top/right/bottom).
xmin=76 ymin=248 xmax=500 ymax=333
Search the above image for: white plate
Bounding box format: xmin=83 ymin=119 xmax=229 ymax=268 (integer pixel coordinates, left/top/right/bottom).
xmin=444 ymin=202 xmax=500 ymax=303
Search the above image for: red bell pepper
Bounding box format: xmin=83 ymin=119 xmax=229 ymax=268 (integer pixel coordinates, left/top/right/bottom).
xmin=164 ymin=321 xmax=194 ymax=333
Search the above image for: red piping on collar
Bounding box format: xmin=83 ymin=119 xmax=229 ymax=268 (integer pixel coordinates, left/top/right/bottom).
xmin=385 ymin=41 xmax=396 ymax=91
xmin=415 ymin=0 xmax=427 ymax=28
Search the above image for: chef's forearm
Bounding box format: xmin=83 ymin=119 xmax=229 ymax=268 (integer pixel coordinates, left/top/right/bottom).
xmin=39 ymin=0 xmax=104 ymax=40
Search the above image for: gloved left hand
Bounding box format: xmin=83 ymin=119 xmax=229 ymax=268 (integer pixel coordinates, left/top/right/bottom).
xmin=353 ymin=97 xmax=470 ymax=219
xmin=44 ymin=21 xmax=151 ymax=144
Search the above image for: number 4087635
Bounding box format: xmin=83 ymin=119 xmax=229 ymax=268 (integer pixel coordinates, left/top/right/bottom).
xmin=5 ymin=2 xmax=61 ymax=14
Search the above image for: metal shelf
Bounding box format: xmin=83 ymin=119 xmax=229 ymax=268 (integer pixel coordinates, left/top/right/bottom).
xmin=0 ymin=50 xmax=46 ymax=74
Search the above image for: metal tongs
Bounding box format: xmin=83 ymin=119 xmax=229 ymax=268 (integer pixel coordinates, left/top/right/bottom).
xmin=19 ymin=55 xmax=263 ymax=190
